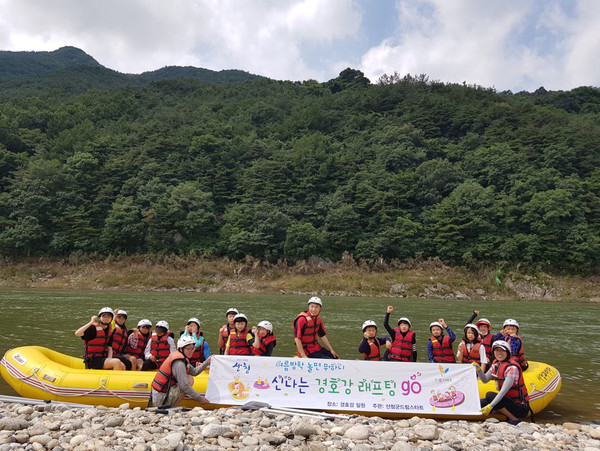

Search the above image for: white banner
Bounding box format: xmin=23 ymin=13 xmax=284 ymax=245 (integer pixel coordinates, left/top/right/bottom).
xmin=205 ymin=356 xmax=481 ymax=415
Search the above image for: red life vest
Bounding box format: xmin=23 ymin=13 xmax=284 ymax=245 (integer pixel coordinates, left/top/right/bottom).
xmin=252 ymin=334 xmax=277 ymax=356
xmin=151 ymin=351 xmax=189 ymax=393
xmin=228 ymin=329 xmax=252 ymax=355
xmin=124 ymin=332 xmax=149 ymax=359
xmin=480 ymin=333 xmax=494 ymax=360
xmin=190 ymin=341 xmax=206 ymax=366
xmin=293 ymin=312 xmax=324 ymax=356
xmin=390 ymin=330 xmax=414 ymax=361
xmin=507 ymin=335 xmax=528 ymax=370
xmin=110 ymin=324 xmax=128 ymax=354
xmin=430 ymin=334 xmax=456 ymax=363
xmin=361 ymin=339 xmax=381 ymax=361
xmin=84 ymin=323 xmax=110 ymax=360
xmin=492 ymin=358 xmax=530 ymax=405
xmin=150 ymin=331 xmax=173 ymax=365
xmin=219 ymin=324 xmax=233 ymax=354
xmin=458 ymin=340 xmax=482 ymax=364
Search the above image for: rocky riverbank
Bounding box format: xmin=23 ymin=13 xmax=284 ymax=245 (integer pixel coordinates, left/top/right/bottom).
xmin=0 ymin=402 xmax=599 ymax=451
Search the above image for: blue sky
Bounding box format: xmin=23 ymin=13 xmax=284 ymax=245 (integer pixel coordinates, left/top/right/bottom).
xmin=1 ymin=0 xmax=598 ymax=92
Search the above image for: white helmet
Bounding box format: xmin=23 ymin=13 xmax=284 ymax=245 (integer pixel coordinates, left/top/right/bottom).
xmin=397 ymin=317 xmax=411 ymax=327
xmin=503 ymin=318 xmax=519 ymax=329
xmin=492 ymin=340 xmax=511 ymax=355
xmin=362 ymin=320 xmax=377 ymax=331
xmin=187 ymin=317 xmax=200 ymax=328
xmin=98 ymin=307 xmax=114 ymax=318
xmin=234 ymin=313 xmax=248 ymax=323
xmin=257 ymin=320 xmax=273 ymax=332
xmin=476 ymin=318 xmax=491 ymax=328
xmin=116 ymin=310 xmax=128 ymax=318
xmin=308 ymin=296 xmax=322 ymax=306
xmin=155 ymin=320 xmax=169 ymax=330
xmin=177 ymin=335 xmax=196 ymax=349
xmin=137 ymin=319 xmax=152 ymax=328
xmin=429 ymin=321 xmax=443 ymax=331
xmin=226 ymin=307 xmax=239 ymax=316
xmin=464 ymin=323 xmax=479 ymax=337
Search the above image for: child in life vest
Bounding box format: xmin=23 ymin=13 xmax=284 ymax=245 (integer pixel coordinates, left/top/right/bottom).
xmin=476 ymin=317 xmax=494 ymax=363
xmin=293 ymin=297 xmax=339 ymax=359
xmin=217 ymin=307 xmax=238 ymax=355
xmin=125 ymin=319 xmax=152 ymax=371
xmin=180 ymin=317 xmax=210 ymax=366
xmin=143 ymin=320 xmax=176 ymax=371
xmin=75 ymin=307 xmax=126 ymax=370
xmin=358 ymin=320 xmax=391 ymax=361
xmin=251 ymin=321 xmax=277 ymax=356
xmin=457 ymin=323 xmax=488 ymax=371
xmin=493 ymin=318 xmax=528 ymax=371
xmin=107 ymin=309 xmax=135 ymax=371
xmin=225 ymin=313 xmax=254 ymax=355
xmin=475 ymin=340 xmax=530 ymax=425
xmin=383 ymin=305 xmax=416 ymax=362
xmin=427 ymin=318 xmax=456 ymax=363
xmin=149 ymin=335 xmax=211 ymax=408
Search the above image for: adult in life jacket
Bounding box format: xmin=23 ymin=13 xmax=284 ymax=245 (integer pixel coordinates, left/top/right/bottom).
xmin=180 ymin=317 xmax=210 ymax=366
xmin=427 ymin=318 xmax=456 ymax=363
xmin=476 ymin=318 xmax=494 ymax=363
xmin=358 ymin=320 xmax=390 ymax=361
xmin=149 ymin=335 xmax=211 ymax=408
xmin=142 ymin=320 xmax=176 ymax=371
xmin=475 ymin=340 xmax=530 ymax=425
xmin=74 ymin=307 xmax=126 ymax=370
xmin=107 ymin=309 xmax=135 ymax=371
xmin=217 ymin=307 xmax=238 ymax=355
xmin=383 ymin=305 xmax=416 ymax=362
xmin=493 ymin=319 xmax=528 ymax=371
xmin=457 ymin=323 xmax=489 ymax=371
xmin=293 ymin=297 xmax=339 ymax=359
xmin=125 ymin=319 xmax=152 ymax=371
xmin=224 ymin=313 xmax=254 ymax=355
xmin=251 ymin=321 xmax=277 ymax=356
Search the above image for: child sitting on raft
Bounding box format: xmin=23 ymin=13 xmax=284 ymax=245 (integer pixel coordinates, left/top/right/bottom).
xmin=427 ymin=318 xmax=456 ymax=363
xmin=75 ymin=307 xmax=126 ymax=371
xmin=358 ymin=320 xmax=391 ymax=361
xmin=493 ymin=318 xmax=528 ymax=371
xmin=456 ymin=323 xmax=488 ymax=371
xmin=225 ymin=313 xmax=254 ymax=355
xmin=475 ymin=340 xmax=530 ymax=425
xmin=251 ymin=321 xmax=277 ymax=356
xmin=180 ymin=317 xmax=210 ymax=366
xmin=217 ymin=307 xmax=238 ymax=355
xmin=383 ymin=306 xmax=416 ymax=362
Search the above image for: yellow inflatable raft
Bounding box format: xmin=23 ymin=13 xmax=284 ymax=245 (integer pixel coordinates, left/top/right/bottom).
xmin=1 ymin=346 xmax=561 ymax=417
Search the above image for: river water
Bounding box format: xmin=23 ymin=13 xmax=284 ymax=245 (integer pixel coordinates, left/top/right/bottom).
xmin=0 ymin=289 xmax=598 ymax=423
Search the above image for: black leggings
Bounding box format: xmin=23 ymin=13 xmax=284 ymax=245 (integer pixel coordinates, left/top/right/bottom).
xmin=481 ymin=392 xmax=529 ymax=419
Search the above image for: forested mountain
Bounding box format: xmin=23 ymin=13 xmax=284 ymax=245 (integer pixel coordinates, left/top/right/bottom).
xmin=0 ymin=49 xmax=598 ymax=272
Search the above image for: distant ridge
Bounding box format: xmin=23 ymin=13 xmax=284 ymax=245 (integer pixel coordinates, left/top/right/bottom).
xmin=0 ymin=46 xmax=265 ymax=98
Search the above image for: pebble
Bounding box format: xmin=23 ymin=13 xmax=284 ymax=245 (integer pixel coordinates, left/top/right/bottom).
xmin=0 ymin=401 xmax=597 ymax=450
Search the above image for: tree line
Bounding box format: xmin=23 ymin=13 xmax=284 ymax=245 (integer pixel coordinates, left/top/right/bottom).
xmin=0 ymin=68 xmax=598 ymax=273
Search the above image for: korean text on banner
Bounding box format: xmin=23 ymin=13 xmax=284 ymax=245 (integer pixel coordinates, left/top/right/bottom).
xmin=205 ymin=356 xmax=481 ymax=415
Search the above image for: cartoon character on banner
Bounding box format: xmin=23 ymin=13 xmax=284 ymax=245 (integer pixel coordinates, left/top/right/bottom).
xmin=429 ymin=386 xmax=465 ymax=412
xmin=228 ymin=377 xmax=250 ymax=400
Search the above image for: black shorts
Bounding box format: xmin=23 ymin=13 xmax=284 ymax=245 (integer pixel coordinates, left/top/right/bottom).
xmin=114 ymin=354 xmax=133 ymax=371
xmin=482 ymin=392 xmax=529 ymax=419
xmin=84 ymin=357 xmax=106 ymax=369
xmin=307 ymin=349 xmax=338 ymax=359
xmin=142 ymin=360 xmax=159 ymax=371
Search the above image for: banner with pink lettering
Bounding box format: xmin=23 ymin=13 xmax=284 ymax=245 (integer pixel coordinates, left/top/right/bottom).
xmin=205 ymin=356 xmax=481 ymax=415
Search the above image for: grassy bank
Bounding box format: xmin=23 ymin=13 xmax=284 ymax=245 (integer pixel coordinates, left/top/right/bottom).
xmin=0 ymin=256 xmax=598 ymax=301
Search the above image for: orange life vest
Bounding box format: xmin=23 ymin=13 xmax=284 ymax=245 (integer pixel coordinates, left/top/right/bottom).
xmin=293 ymin=311 xmax=324 ymax=356
xmin=390 ymin=330 xmax=414 ymax=361
xmin=361 ymin=338 xmax=381 ymax=361
xmin=252 ymin=334 xmax=277 ymax=356
xmin=219 ymin=324 xmax=233 ymax=354
xmin=480 ymin=333 xmax=494 ymax=360
xmin=151 ymin=351 xmax=189 ymax=393
xmin=228 ymin=329 xmax=252 ymax=355
xmin=124 ymin=332 xmax=149 ymax=359
xmin=110 ymin=324 xmax=128 ymax=354
xmin=492 ymin=358 xmax=530 ymax=405
xmin=150 ymin=331 xmax=173 ymax=365
xmin=84 ymin=323 xmax=110 ymax=360
xmin=430 ymin=334 xmax=455 ymax=363
xmin=458 ymin=340 xmax=482 ymax=364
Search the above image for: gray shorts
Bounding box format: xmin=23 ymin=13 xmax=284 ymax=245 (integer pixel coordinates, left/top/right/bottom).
xmin=150 ymin=385 xmax=182 ymax=407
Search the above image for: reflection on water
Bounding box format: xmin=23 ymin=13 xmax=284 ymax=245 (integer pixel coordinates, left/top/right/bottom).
xmin=1 ymin=288 xmax=598 ymax=422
